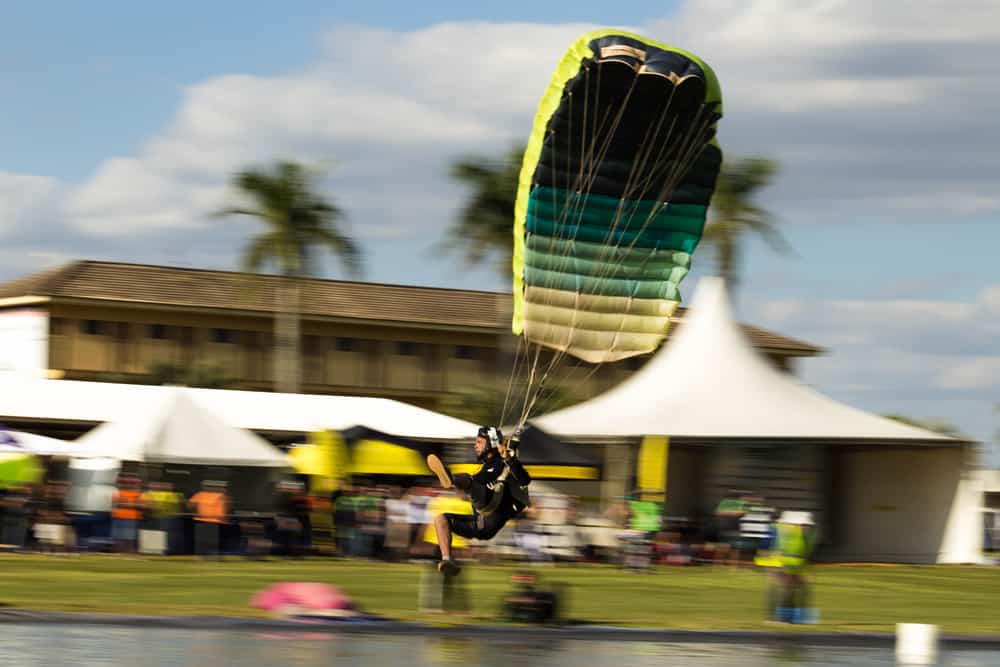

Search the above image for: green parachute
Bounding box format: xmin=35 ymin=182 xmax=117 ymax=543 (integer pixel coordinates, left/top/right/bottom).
xmin=512 ymin=29 xmax=723 ymax=366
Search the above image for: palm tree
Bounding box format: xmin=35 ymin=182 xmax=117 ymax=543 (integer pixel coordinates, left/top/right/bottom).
xmin=702 ymin=157 xmax=790 ymax=297
xmin=443 ymin=145 xmax=524 ymax=276
xmin=218 ymin=161 xmax=361 ymax=394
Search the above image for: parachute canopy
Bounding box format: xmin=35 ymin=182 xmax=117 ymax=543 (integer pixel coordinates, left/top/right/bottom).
xmin=512 ymin=30 xmax=723 ymax=363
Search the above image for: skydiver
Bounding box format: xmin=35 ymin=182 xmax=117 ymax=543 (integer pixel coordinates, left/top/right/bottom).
xmin=426 ymin=425 xmax=531 ymax=575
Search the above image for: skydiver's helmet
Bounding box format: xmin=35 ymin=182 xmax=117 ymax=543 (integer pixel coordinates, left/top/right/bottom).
xmin=477 ymin=425 xmax=503 ymax=454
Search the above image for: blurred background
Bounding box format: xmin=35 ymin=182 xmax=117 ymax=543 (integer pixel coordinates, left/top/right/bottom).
xmin=1 ymin=1 xmax=999 ymax=665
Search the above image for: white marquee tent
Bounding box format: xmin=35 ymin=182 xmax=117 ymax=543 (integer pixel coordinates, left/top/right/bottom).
xmin=0 ymin=377 xmax=478 ymax=441
xmin=72 ymin=390 xmax=288 ymax=466
xmin=534 ymin=277 xmax=982 ymax=564
xmin=536 ymin=277 xmax=952 ymax=443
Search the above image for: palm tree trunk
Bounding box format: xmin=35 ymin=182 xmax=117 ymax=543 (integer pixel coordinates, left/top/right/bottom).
xmin=716 ymin=236 xmax=740 ymax=301
xmin=274 ymin=278 xmax=302 ymax=394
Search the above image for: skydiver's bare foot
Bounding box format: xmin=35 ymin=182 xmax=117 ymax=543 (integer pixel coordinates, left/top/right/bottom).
xmin=426 ymin=454 xmax=453 ymax=489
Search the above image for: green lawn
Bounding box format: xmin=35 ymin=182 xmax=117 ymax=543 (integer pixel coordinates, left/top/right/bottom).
xmin=0 ymin=555 xmax=998 ymax=634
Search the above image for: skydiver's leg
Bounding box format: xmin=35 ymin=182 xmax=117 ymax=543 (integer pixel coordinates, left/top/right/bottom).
xmin=425 ymin=455 xmax=493 ymax=509
xmin=426 ymin=454 xmax=453 ymax=489
xmin=435 ymin=513 xmax=453 ymax=561
xmin=438 ymin=513 xmax=479 ymax=576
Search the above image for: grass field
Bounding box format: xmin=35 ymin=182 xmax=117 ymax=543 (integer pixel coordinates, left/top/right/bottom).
xmin=0 ymin=555 xmax=998 ymax=634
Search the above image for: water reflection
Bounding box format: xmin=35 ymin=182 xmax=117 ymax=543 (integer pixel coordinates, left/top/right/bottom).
xmin=0 ymin=624 xmax=995 ymax=666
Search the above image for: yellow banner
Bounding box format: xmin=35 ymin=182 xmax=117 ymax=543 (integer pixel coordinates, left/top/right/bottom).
xmin=290 ymin=430 xmax=350 ymax=494
xmin=350 ymin=439 xmax=427 ymax=476
xmin=637 ymin=435 xmax=668 ymax=501
xmin=449 ymin=463 xmax=598 ymax=480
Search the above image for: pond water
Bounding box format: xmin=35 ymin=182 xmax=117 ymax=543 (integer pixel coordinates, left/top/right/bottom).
xmin=0 ymin=624 xmax=995 ymax=666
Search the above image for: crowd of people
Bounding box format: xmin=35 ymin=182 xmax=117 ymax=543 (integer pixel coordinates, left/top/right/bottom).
xmin=1 ymin=472 xmax=792 ymax=571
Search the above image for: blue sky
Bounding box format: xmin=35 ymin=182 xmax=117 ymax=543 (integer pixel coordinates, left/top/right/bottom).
xmin=1 ymin=1 xmax=677 ymax=179
xmin=1 ymin=1 xmax=998 ymax=452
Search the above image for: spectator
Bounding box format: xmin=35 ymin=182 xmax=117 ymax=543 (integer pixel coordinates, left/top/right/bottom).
xmin=1 ymin=485 xmax=33 ymax=551
xmin=35 ymin=481 xmax=70 ymax=554
xmin=274 ymin=481 xmax=304 ymax=557
xmin=715 ymin=490 xmax=750 ymax=566
xmin=384 ymin=486 xmax=411 ymax=561
xmin=739 ymin=496 xmax=775 ymax=563
xmin=333 ymin=484 xmax=357 ymax=556
xmin=189 ymin=480 xmax=229 ymax=557
xmin=142 ymin=481 xmax=183 ymax=555
xmin=111 ymin=475 xmax=142 ymax=553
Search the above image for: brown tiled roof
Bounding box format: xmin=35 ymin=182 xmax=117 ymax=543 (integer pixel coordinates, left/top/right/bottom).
xmin=0 ymin=260 xmax=822 ymax=354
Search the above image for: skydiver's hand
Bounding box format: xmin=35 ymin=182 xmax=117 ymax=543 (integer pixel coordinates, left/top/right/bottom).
xmin=507 ymin=426 xmax=523 ymax=454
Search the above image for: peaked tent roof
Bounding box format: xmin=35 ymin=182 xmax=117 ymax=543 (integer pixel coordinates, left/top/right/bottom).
xmin=73 ymin=390 xmax=289 ymax=466
xmin=535 ymin=277 xmax=956 ymax=444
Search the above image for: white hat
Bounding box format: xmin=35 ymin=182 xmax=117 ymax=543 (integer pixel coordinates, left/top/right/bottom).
xmin=778 ymin=511 xmax=814 ymax=526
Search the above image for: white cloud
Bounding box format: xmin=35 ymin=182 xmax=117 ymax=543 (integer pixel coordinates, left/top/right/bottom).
xmin=62 ymin=22 xmax=603 ymax=239
xmin=45 ymin=2 xmax=1000 ymax=244
xmin=747 ymin=284 xmax=1000 ymax=450
xmin=749 ymin=285 xmax=1000 ymax=447
xmin=938 ymin=357 xmax=1000 ymax=390
xmin=0 ymin=172 xmax=60 ymax=238
xmin=658 ymin=1 xmax=1000 ymax=223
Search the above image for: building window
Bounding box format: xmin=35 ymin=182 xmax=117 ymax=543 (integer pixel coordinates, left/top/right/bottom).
xmin=453 ymin=345 xmax=477 ymax=360
xmin=80 ymin=319 xmax=105 ymax=336
xmin=303 ymin=335 xmax=321 ymax=356
xmin=397 ymin=341 xmax=422 ymax=356
xmin=335 ymin=337 xmax=356 ymax=352
xmin=148 ymin=324 xmax=169 ymax=340
xmin=211 ymin=328 xmax=234 ymax=344
xmin=178 ymin=326 xmax=195 ymax=346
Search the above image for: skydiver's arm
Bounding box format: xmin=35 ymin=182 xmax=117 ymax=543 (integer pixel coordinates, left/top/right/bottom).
xmin=505 ymin=455 xmax=531 ymax=485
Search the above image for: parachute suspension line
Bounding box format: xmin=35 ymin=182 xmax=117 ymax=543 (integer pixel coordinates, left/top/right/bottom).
xmin=515 ymin=68 xmax=585 ymax=429
xmin=584 ymin=101 xmax=717 ymax=364
xmin=517 ymin=342 xmax=546 ymax=427
xmin=589 ymin=89 xmax=682 ymax=280
xmin=588 ymin=99 xmax=708 ymax=296
xmin=543 ymin=65 xmax=661 ymax=378
xmin=515 ymin=46 xmax=720 ymax=426
xmin=520 ymin=62 xmax=616 ymax=425
xmin=500 ymin=334 xmax=526 ymax=428
xmin=546 ymin=64 xmax=642 ymax=343
xmin=588 ymin=95 xmax=719 ymax=296
xmin=532 ymin=357 xmax=605 ymax=417
xmin=520 ymin=60 xmax=657 ymax=423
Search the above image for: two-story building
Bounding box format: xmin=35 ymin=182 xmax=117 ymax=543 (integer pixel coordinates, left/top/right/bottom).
xmin=0 ymin=260 xmax=821 ymax=414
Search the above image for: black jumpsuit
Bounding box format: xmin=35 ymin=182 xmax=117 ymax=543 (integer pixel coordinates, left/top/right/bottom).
xmin=445 ymin=451 xmax=531 ymax=541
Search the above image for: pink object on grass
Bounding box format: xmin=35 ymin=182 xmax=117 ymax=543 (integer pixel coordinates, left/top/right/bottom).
xmin=251 ymin=582 xmax=356 ymax=615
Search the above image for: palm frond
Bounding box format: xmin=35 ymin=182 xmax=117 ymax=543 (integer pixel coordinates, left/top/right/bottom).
xmin=702 ymin=156 xmax=786 ymax=292
xmin=219 ymin=160 xmax=363 ymax=280
xmin=317 ymin=228 xmax=362 ymax=279
xmin=443 ymin=145 xmax=523 ymax=276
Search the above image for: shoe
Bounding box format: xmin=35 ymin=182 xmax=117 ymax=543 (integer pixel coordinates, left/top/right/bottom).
xmin=426 ymin=454 xmax=453 ymax=489
xmin=438 ymin=559 xmax=461 ymax=576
